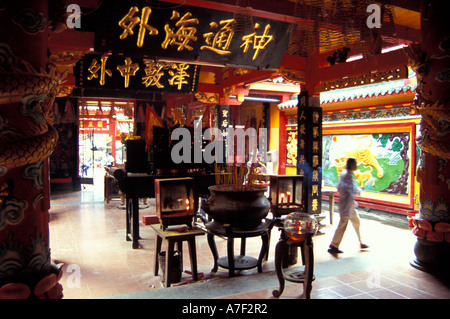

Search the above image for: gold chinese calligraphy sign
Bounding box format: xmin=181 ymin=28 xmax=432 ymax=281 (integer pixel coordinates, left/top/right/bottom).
xmin=296 ymin=102 xmax=323 ymax=215
xmin=94 ymin=1 xmax=290 ymax=70
xmin=75 ymin=53 xmax=200 ymax=94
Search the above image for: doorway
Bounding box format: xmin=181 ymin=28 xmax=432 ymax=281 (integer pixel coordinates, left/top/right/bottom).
xmin=78 ymin=99 xmax=135 ymax=197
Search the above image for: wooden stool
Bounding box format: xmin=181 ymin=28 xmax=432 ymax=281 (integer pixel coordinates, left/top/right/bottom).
xmin=151 ymin=225 xmax=205 ymax=287
xmin=322 ymin=191 xmax=336 ymax=224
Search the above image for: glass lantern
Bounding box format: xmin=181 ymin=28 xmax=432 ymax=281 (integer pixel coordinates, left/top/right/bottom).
xmin=269 ymin=175 xmax=304 ymax=217
xmin=155 ymin=177 xmax=195 ymax=229
xmin=284 ymin=212 xmax=318 ymax=242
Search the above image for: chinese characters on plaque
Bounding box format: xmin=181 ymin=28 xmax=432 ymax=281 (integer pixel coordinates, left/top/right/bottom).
xmin=218 ymin=105 xmax=230 ymax=163
xmin=296 ymin=91 xmax=323 ymax=215
xmin=79 ymin=119 xmax=109 ymax=132
xmin=286 ymin=130 xmax=297 ymax=166
xmin=75 ymin=54 xmax=199 ymax=94
xmin=93 ymin=1 xmax=289 ymax=70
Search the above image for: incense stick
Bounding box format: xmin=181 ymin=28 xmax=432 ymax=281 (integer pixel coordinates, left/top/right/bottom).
xmin=214 ymin=162 xmax=259 ymax=190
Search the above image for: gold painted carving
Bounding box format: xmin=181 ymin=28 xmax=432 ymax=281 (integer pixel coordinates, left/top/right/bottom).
xmin=222 ymin=86 xmax=234 ymax=98
xmin=404 ymin=44 xmax=450 ymax=159
xmin=278 ymin=67 xmax=305 ymax=84
xmin=414 ymin=99 xmax=450 ymax=159
xmin=233 ymin=68 xmax=251 ymax=76
xmin=0 ymin=56 xmax=66 ymax=168
xmin=49 ymin=50 xmax=85 ymax=66
xmin=56 ymin=85 xmax=73 ymax=97
xmin=195 ymin=92 xmax=219 ymax=104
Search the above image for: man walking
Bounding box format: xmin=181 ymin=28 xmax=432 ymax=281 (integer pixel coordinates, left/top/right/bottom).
xmin=328 ymin=157 xmax=369 ymax=254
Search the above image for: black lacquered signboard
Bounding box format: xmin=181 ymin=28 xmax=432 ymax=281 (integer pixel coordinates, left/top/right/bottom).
xmin=93 ymin=0 xmax=290 ymax=69
xmin=296 ymin=91 xmax=323 ymax=215
xmin=75 ymin=53 xmax=199 ymax=94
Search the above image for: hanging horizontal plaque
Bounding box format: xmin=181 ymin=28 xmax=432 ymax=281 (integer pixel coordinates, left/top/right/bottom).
xmin=79 ymin=118 xmax=110 ymax=132
xmin=74 ymin=53 xmax=200 ymax=94
xmin=93 ymin=0 xmax=290 ymax=69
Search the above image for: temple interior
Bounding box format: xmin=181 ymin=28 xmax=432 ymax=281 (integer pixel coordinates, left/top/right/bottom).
xmin=1 ymin=0 xmax=450 ymax=304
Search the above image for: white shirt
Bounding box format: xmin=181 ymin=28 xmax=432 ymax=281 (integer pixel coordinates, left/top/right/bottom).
xmin=337 ymin=170 xmax=361 ymax=217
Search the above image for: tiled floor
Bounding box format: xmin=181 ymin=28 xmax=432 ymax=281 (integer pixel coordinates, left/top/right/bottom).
xmin=49 ymin=177 xmax=450 ymax=299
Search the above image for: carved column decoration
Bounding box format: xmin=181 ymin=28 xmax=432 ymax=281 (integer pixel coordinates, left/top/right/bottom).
xmin=0 ymin=1 xmax=66 ymax=298
xmin=404 ymin=0 xmax=450 ymax=274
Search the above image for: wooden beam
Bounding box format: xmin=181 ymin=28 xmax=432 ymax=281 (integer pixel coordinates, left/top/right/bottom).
xmin=197 ymin=83 xmax=221 ymax=93
xmin=161 ymin=0 xmax=300 ymax=23
xmin=312 ymin=49 xmax=409 ymax=84
xmin=73 ymin=0 xmax=101 ymax=8
xmin=394 ymin=25 xmax=421 ymax=43
xmin=219 ymin=70 xmax=278 ymax=88
xmin=379 ymin=0 xmax=421 ymax=12
xmin=278 ymin=54 xmax=307 ymax=71
xmin=48 ymin=30 xmax=95 ymax=51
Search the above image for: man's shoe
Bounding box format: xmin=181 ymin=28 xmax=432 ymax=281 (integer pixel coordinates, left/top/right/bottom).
xmin=328 ymin=246 xmax=343 ymax=254
xmin=360 ymin=243 xmax=369 ymax=249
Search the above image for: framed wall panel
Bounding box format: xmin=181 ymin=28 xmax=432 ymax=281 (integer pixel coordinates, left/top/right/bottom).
xmin=322 ymin=118 xmax=419 ymax=209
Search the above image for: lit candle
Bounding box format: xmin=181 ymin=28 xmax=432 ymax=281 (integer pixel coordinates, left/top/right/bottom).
xmin=280 ymin=193 xmax=285 ymax=207
xmin=286 ymin=191 xmax=291 ymax=207
xmin=186 ymin=199 xmax=190 ymax=211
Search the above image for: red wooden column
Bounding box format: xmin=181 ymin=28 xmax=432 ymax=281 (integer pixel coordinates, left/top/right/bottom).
xmin=0 ymin=1 xmax=63 ymax=298
xmin=405 ymin=0 xmax=450 ymax=274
